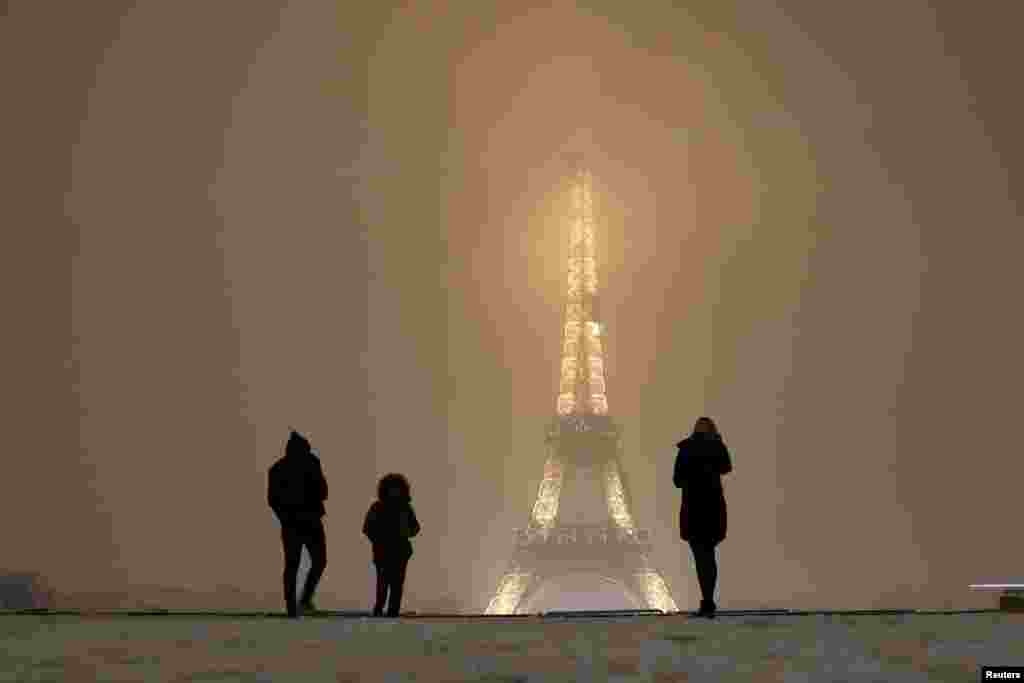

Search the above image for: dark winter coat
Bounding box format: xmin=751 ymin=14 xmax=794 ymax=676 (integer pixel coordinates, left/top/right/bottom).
xmin=673 ymin=433 xmax=732 ymax=545
xmin=363 ymin=497 xmax=420 ymax=565
xmin=267 ymin=452 xmax=328 ymax=526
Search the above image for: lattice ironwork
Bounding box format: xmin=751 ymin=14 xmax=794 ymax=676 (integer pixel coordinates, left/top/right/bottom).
xmin=487 ymin=161 xmax=678 ymax=615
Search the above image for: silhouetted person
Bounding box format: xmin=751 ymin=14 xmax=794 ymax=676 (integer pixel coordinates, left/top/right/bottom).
xmin=267 ymin=430 xmax=328 ymax=618
xmin=674 ymin=416 xmax=732 ymax=618
xmin=362 ymin=473 xmax=420 ymax=617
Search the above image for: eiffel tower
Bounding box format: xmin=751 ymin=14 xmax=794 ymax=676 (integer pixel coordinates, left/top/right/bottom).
xmin=485 ymin=159 xmax=679 ymax=615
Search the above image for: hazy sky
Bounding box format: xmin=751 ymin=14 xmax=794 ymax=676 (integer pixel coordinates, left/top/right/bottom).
xmin=3 ymin=1 xmax=1022 ymax=612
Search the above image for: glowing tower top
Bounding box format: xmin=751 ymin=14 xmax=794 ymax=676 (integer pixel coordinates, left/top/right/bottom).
xmin=557 ymin=161 xmax=609 ymax=417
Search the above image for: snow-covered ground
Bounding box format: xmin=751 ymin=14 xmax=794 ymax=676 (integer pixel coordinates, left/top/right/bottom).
xmin=2 ymin=610 xmax=1021 ymax=681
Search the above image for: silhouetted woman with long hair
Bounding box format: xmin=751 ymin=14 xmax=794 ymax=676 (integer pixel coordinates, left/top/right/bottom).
xmin=674 ymin=416 xmax=732 ymax=618
xmin=362 ymin=473 xmax=420 ymax=617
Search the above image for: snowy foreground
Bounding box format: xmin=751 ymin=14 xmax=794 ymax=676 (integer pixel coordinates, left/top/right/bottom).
xmin=2 ymin=610 xmax=1021 ymax=682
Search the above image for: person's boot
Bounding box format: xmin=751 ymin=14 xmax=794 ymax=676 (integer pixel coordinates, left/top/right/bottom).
xmin=298 ymin=584 xmax=319 ymax=615
xmin=697 ymin=600 xmax=716 ymax=618
xmin=284 ymin=577 xmax=299 ymax=619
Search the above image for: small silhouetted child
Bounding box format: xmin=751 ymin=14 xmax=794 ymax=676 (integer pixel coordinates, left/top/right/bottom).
xmin=362 ymin=473 xmax=420 ymax=617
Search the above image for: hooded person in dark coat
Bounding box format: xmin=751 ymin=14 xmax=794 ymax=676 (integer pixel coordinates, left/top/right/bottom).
xmin=674 ymin=416 xmax=732 ymax=617
xmin=268 ymin=430 xmax=329 ymax=618
xmin=363 ymin=473 xmax=420 ymax=617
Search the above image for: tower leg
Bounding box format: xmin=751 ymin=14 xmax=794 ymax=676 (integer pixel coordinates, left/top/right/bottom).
xmin=485 ymin=567 xmax=539 ymax=615
xmin=626 ymin=560 xmax=679 ymax=612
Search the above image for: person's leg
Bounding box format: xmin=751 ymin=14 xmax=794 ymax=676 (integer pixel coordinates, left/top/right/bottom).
xmin=372 ymin=561 xmax=388 ymax=617
xmin=299 ymin=520 xmax=327 ymax=609
xmin=689 ymin=540 xmax=717 ymax=614
xmin=281 ymin=525 xmax=302 ymax=617
xmin=706 ymin=542 xmax=719 ymax=610
xmin=385 ymin=557 xmax=408 ymax=617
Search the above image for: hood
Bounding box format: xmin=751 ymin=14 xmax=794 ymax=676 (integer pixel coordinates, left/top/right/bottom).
xmin=285 ymin=430 xmax=311 ymax=458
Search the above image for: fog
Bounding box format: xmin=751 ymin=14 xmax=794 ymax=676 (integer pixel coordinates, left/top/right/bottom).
xmin=2 ymin=1 xmax=1022 ymax=612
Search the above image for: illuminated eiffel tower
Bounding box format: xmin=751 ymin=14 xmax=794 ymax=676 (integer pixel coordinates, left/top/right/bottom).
xmin=485 ymin=158 xmax=679 ymax=615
